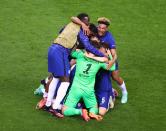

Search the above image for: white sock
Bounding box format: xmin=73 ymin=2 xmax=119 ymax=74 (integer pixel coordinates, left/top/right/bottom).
xmin=43 ymin=92 xmax=48 ymax=98
xmin=119 ymin=81 xmax=127 ymax=94
xmin=52 ymin=82 xmax=70 ymax=109
xmin=45 ymin=77 xmax=59 ymax=107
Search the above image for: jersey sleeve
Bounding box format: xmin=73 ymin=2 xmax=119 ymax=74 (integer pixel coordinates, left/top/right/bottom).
xmin=78 ymin=30 xmax=104 ymax=57
xmin=107 ymin=32 xmax=116 ymax=49
xmin=71 ymin=50 xmax=84 ymax=59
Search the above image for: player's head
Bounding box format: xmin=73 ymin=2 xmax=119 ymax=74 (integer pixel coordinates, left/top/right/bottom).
xmin=88 ymin=23 xmax=98 ymax=37
xmin=86 ymin=42 xmax=101 ymax=56
xmin=97 ymin=17 xmax=111 ymax=36
xmin=77 ymin=13 xmax=90 ymax=25
xmin=90 ymin=41 xmax=102 ymax=49
xmin=99 ymin=42 xmax=110 ymax=55
xmin=90 ymin=36 xmax=100 ymax=44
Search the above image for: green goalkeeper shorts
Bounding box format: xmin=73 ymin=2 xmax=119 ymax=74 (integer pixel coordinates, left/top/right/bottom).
xmin=64 ymin=86 xmax=97 ymax=108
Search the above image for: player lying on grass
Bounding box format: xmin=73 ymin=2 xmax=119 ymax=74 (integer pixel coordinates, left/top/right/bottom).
xmin=62 ymin=42 xmax=115 ymax=121
xmin=71 ymin=16 xmax=128 ymax=104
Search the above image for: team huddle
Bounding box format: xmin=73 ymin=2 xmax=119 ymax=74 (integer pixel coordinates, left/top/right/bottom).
xmin=34 ymin=13 xmax=128 ymax=121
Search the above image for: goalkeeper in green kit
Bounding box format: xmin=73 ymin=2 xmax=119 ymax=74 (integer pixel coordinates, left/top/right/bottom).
xmin=62 ymin=42 xmax=115 ymax=121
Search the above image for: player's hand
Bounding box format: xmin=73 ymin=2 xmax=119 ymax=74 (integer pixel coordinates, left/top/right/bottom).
xmin=106 ymin=49 xmax=111 ymax=55
xmin=107 ymin=60 xmax=114 ymax=70
xmin=104 ymin=54 xmax=109 ymax=59
xmin=82 ymin=23 xmax=90 ymax=36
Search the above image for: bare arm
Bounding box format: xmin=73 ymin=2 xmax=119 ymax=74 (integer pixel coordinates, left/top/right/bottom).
xmin=105 ymin=49 xmax=116 ymax=70
xmin=71 ymin=17 xmax=90 ymax=35
xmin=109 ymin=49 xmax=117 ymax=63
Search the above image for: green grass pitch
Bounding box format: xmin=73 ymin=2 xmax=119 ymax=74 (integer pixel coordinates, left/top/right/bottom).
xmin=0 ymin=0 xmax=166 ymax=130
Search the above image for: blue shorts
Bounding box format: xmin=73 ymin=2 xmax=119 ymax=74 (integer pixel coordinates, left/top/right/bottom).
xmin=48 ymin=44 xmax=70 ymax=77
xmin=95 ymin=90 xmax=113 ymax=109
xmin=95 ymin=70 xmax=113 ymax=109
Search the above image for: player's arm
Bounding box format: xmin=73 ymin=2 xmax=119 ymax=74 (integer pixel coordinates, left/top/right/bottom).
xmin=106 ymin=52 xmax=116 ymax=70
xmin=71 ymin=17 xmax=90 ymax=35
xmin=106 ymin=33 xmax=117 ymax=62
xmin=110 ymin=48 xmax=117 ymax=63
xmin=101 ymin=54 xmax=115 ymax=71
xmin=78 ymin=30 xmax=105 ymax=57
xmin=106 ymin=48 xmax=117 ymax=63
xmin=84 ymin=52 xmax=109 ymax=62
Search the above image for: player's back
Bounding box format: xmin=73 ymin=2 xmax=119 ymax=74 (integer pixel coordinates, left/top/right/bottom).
xmin=54 ymin=22 xmax=80 ymax=48
xmin=72 ymin=53 xmax=105 ymax=92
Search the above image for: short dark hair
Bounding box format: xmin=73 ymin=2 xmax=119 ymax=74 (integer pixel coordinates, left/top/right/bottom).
xmin=90 ymin=41 xmax=102 ymax=49
xmin=101 ymin=42 xmax=110 ymax=49
xmin=77 ymin=13 xmax=89 ymax=21
xmin=89 ymin=23 xmax=98 ymax=35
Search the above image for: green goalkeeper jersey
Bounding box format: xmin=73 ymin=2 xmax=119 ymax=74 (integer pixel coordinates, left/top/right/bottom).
xmin=71 ymin=50 xmax=115 ymax=93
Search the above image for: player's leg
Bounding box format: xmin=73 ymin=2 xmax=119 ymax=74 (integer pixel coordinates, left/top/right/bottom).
xmin=95 ymin=71 xmax=114 ymax=115
xmin=111 ymin=67 xmax=128 ymax=104
xmin=44 ymin=44 xmax=70 ymax=112
xmin=49 ymin=45 xmax=71 ymax=110
xmin=36 ymin=76 xmax=53 ymax=109
xmin=62 ymin=87 xmax=82 ymax=116
xmin=50 ymin=64 xmax=76 ymax=111
xmin=42 ymin=74 xmax=53 ymax=98
xmin=96 ymin=91 xmax=112 ymax=116
xmin=45 ymin=76 xmax=60 ymax=107
xmin=52 ymin=76 xmax=70 ymax=110
xmin=83 ymin=92 xmax=102 ymax=121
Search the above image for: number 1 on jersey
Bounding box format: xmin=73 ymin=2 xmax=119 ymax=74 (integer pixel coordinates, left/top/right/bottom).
xmin=83 ymin=64 xmax=92 ymax=74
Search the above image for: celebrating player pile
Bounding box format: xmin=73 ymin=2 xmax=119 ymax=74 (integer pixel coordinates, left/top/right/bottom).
xmin=35 ymin=13 xmax=128 ymax=121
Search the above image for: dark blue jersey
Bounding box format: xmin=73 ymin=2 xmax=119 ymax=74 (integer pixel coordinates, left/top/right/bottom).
xmin=77 ymin=29 xmax=104 ymax=57
xmin=98 ymin=31 xmax=116 ymax=49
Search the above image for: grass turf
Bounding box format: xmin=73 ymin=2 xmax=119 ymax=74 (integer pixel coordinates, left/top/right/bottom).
xmin=0 ymin=0 xmax=166 ymax=130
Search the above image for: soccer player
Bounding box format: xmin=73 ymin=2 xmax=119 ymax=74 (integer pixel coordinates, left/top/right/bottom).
xmin=85 ymin=42 xmax=115 ymax=115
xmin=45 ymin=13 xmax=106 ymax=116
xmin=62 ymin=43 xmax=115 ymax=121
xmin=97 ymin=17 xmax=128 ymax=104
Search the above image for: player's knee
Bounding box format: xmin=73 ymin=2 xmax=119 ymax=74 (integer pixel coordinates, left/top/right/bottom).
xmin=99 ymin=107 xmax=107 ymax=116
